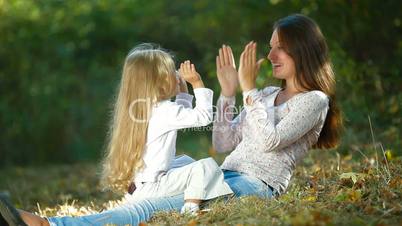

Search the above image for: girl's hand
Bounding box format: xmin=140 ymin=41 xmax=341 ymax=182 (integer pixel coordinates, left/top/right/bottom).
xmin=216 ymin=45 xmax=239 ymax=97
xmin=238 ymin=41 xmax=265 ymax=92
xmin=177 ymin=71 xmax=189 ymax=93
xmin=179 ymin=60 xmax=204 ymax=89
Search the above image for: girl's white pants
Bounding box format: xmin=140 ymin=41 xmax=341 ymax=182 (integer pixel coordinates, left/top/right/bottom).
xmin=124 ymin=157 xmax=233 ymax=202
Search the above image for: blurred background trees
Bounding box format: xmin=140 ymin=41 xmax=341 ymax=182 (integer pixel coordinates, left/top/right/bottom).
xmin=0 ymin=0 xmax=401 ymax=166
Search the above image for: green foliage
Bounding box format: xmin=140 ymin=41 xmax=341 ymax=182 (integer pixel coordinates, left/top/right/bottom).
xmin=0 ymin=0 xmax=401 ymax=165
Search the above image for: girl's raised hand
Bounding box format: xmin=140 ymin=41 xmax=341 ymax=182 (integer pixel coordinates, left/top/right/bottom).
xmin=238 ymin=41 xmax=265 ymax=92
xmin=177 ymin=71 xmax=189 ymax=93
xmin=216 ymin=45 xmax=239 ymax=97
xmin=179 ymin=60 xmax=204 ymax=89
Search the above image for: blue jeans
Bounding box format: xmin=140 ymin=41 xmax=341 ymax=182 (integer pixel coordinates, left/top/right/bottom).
xmin=48 ymin=170 xmax=274 ymax=226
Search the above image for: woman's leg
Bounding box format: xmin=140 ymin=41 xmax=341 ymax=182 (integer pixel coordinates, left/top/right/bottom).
xmin=223 ymin=170 xmax=274 ymax=198
xmin=46 ymin=194 xmax=184 ymax=226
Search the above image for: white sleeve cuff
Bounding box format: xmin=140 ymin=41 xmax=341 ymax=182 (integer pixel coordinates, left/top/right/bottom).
xmin=242 ymin=88 xmax=259 ymax=105
xmin=219 ymin=93 xmax=236 ymax=102
xmin=176 ymin=92 xmax=194 ymax=101
xmin=193 ymin=88 xmax=214 ymax=107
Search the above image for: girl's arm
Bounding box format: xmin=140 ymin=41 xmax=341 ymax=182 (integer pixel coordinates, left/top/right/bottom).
xmin=164 ymin=87 xmax=213 ymax=129
xmin=175 ymin=93 xmax=193 ymax=109
xmin=175 ymin=70 xmax=194 ymax=108
xmin=161 ymin=61 xmax=213 ymax=130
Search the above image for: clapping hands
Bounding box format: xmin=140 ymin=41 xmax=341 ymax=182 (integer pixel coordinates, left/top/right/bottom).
xmin=216 ymin=45 xmax=239 ymax=97
xmin=216 ymin=42 xmax=264 ymax=96
xmin=238 ymin=41 xmax=265 ymax=92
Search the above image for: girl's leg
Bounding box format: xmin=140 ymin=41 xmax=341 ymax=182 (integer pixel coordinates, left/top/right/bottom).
xmin=182 ymin=158 xmax=233 ymax=200
xmin=47 ymin=194 xmax=184 ymax=226
xmin=125 ymin=158 xmax=232 ymax=215
xmin=223 ymin=170 xmax=274 ymax=198
xmin=128 ymin=158 xmax=232 ymax=203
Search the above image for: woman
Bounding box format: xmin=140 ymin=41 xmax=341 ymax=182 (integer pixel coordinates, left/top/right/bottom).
xmin=0 ymin=14 xmax=341 ymax=226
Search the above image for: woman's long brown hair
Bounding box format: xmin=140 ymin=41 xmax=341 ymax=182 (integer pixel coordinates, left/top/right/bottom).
xmin=274 ymin=14 xmax=343 ymax=149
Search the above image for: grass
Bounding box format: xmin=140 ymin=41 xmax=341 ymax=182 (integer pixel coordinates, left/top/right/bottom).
xmin=0 ymin=148 xmax=401 ymax=226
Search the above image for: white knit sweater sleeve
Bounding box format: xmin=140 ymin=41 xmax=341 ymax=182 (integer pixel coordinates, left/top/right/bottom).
xmin=212 ymin=94 xmax=244 ymax=153
xmin=244 ymin=90 xmax=329 ymax=152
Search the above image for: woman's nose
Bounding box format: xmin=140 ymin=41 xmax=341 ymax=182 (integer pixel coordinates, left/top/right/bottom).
xmin=267 ymin=49 xmax=274 ymax=61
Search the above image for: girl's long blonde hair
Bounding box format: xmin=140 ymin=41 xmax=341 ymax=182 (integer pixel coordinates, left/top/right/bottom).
xmin=101 ymin=43 xmax=177 ymax=193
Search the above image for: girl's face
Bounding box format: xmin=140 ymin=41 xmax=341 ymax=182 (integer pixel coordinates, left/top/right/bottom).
xmin=267 ymin=30 xmax=296 ymax=81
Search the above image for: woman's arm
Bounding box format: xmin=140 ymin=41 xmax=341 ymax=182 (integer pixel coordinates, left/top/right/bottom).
xmin=212 ymin=94 xmax=244 ymax=153
xmin=244 ymin=91 xmax=329 ymax=152
xmin=216 ymin=45 xmax=239 ymax=97
xmin=212 ymin=45 xmax=243 ymax=153
xmin=238 ymin=41 xmax=329 ymax=152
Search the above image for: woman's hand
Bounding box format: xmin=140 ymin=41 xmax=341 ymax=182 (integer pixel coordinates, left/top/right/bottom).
xmin=216 ymin=45 xmax=239 ymax=97
xmin=238 ymin=41 xmax=265 ymax=92
xmin=179 ymin=60 xmax=204 ymax=89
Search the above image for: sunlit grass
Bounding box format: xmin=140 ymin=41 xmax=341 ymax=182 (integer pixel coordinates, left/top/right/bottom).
xmin=0 ymin=147 xmax=401 ymax=225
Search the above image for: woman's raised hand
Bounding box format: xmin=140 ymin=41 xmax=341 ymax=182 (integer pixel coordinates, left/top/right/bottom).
xmin=238 ymin=41 xmax=265 ymax=92
xmin=179 ymin=60 xmax=204 ymax=89
xmin=216 ymin=45 xmax=239 ymax=97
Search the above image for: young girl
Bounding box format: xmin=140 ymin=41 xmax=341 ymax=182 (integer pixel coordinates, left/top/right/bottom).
xmin=0 ymin=43 xmax=233 ymax=226
xmin=100 ymin=43 xmax=232 ymax=214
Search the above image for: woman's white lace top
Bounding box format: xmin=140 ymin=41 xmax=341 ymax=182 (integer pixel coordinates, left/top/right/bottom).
xmin=213 ymin=86 xmax=329 ymax=194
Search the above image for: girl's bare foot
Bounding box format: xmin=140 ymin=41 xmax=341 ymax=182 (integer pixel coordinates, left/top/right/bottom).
xmin=0 ymin=193 xmax=48 ymax=226
xmin=19 ymin=210 xmax=50 ymax=226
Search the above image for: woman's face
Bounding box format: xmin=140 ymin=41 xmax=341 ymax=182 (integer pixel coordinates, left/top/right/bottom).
xmin=267 ymin=30 xmax=296 ymax=80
